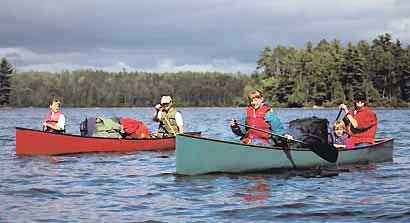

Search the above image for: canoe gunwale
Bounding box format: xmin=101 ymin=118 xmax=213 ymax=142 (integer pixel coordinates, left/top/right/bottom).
xmin=15 ymin=127 xmax=201 ymax=155
xmin=178 ymin=133 xmax=393 ymax=152
xmin=16 ymin=127 xmax=200 ymax=141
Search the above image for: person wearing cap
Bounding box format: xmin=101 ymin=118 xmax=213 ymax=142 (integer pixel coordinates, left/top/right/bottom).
xmin=152 ymin=95 xmax=184 ymax=137
xmin=339 ymin=93 xmax=377 ymax=147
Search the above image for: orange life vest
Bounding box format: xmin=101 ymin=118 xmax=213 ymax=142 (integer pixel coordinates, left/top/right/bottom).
xmin=45 ymin=111 xmax=63 ymax=132
xmin=242 ymin=105 xmax=271 ymax=144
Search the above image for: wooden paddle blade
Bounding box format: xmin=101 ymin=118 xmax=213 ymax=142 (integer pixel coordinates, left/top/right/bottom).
xmin=306 ymin=143 xmax=339 ymax=163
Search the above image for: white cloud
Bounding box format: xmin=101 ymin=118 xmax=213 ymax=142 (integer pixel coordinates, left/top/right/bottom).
xmin=151 ymin=59 xmax=254 ymax=73
xmin=1 ymin=0 xmax=409 ymax=73
xmin=0 ymin=47 xmax=254 ymax=73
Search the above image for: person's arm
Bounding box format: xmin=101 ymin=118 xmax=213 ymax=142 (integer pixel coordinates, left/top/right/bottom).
xmin=230 ymin=116 xmax=245 ymax=137
xmin=42 ymin=114 xmax=65 ymax=131
xmin=56 ymin=114 xmax=65 ymax=130
xmin=344 ymin=138 xmax=355 ymax=149
xmin=175 ymin=112 xmax=184 ymax=134
xmin=340 ymin=104 xmax=358 ymax=128
xmin=152 ymin=104 xmax=162 ymax=122
xmin=265 ymin=109 xmax=286 ymax=136
xmin=43 ymin=122 xmax=62 ymax=131
xmin=334 ymin=144 xmax=346 ymax=148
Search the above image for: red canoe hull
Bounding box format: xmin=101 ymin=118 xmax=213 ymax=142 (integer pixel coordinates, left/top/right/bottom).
xmin=16 ymin=127 xmax=200 ymax=156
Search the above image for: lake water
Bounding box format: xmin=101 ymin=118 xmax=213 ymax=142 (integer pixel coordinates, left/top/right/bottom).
xmin=1 ymin=107 xmax=410 ymax=222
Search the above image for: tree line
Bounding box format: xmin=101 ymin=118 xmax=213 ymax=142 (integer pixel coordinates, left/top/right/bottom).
xmin=1 ymin=33 xmax=409 ymax=107
xmin=254 ymin=33 xmax=410 ymax=107
xmin=6 ymin=70 xmax=249 ymax=107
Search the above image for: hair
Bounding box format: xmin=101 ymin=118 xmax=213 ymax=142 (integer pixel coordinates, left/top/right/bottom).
xmin=247 ymin=89 xmax=263 ymax=100
xmin=333 ymin=120 xmax=345 ymax=130
xmin=354 ymin=92 xmax=367 ymax=102
xmin=50 ymin=99 xmax=61 ymax=106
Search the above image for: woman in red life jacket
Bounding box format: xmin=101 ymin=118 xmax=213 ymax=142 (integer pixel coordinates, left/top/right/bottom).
xmin=42 ymin=99 xmax=65 ymax=133
xmin=230 ymin=90 xmax=293 ymax=145
xmin=339 ymin=93 xmax=377 ymax=147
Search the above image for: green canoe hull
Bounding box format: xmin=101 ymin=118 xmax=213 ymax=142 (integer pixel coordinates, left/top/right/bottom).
xmin=176 ymin=134 xmax=394 ymax=175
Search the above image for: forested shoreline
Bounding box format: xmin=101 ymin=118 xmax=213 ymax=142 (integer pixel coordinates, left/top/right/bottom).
xmin=1 ymin=33 xmax=410 ymax=108
xmin=7 ymin=71 xmax=249 ymax=107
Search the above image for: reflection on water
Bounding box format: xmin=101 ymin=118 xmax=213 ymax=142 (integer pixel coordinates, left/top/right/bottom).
xmin=243 ymin=176 xmax=271 ymax=202
xmin=1 ymin=107 xmax=410 ymax=222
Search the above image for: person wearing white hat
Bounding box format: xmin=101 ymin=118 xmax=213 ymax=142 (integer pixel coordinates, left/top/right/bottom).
xmin=152 ymin=95 xmax=184 ymax=137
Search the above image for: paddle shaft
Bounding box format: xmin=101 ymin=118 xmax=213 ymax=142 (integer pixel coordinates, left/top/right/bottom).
xmin=235 ymin=122 xmax=339 ymax=163
xmin=335 ymin=108 xmax=343 ymax=121
xmin=164 ymin=115 xmax=177 ymax=135
xmin=236 ymin=123 xmax=305 ymax=144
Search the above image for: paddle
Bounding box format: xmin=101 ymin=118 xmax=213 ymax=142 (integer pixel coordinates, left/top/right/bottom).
xmin=164 ymin=115 xmax=177 ymax=136
xmin=235 ymin=122 xmax=339 ymax=163
xmin=335 ymin=108 xmax=343 ymax=121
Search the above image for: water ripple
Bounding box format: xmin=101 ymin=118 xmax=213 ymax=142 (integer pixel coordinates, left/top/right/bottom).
xmin=1 ymin=108 xmax=410 ymax=222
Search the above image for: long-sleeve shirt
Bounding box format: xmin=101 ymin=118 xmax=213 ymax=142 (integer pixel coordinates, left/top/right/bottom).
xmin=343 ymin=106 xmax=377 ymax=145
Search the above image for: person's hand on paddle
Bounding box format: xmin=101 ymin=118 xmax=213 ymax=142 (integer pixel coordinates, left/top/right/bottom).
xmin=155 ymin=103 xmax=162 ymax=111
xmin=339 ymin=104 xmax=349 ymax=113
xmin=284 ymin=134 xmax=293 ymax=140
xmin=230 ymin=119 xmax=238 ymax=127
xmin=230 ymin=119 xmax=244 ymax=136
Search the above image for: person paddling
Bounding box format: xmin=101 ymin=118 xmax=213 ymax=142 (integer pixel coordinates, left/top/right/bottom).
xmin=230 ymin=90 xmax=292 ymax=145
xmin=152 ymin=95 xmax=184 ymax=138
xmin=339 ymin=93 xmax=377 ymax=147
xmin=42 ymin=99 xmax=65 ymax=133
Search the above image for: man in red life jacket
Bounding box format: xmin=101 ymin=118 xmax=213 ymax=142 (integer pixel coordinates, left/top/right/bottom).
xmin=230 ymin=90 xmax=293 ymax=145
xmin=339 ymin=93 xmax=377 ymax=147
xmin=42 ymin=99 xmax=65 ymax=133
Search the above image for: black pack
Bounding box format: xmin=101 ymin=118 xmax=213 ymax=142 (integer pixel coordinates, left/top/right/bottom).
xmin=80 ymin=118 xmax=88 ymax=136
xmin=288 ymin=116 xmax=329 ymax=145
xmin=79 ymin=117 xmax=96 ymax=136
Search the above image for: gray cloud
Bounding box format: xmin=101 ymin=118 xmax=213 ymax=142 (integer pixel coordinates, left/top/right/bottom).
xmin=0 ymin=0 xmax=409 ymax=72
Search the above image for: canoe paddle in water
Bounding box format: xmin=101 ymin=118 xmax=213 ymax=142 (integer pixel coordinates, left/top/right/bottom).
xmin=235 ymin=123 xmax=339 ymax=163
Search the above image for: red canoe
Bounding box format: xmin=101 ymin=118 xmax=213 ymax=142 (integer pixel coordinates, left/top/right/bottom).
xmin=15 ymin=127 xmax=200 ymax=156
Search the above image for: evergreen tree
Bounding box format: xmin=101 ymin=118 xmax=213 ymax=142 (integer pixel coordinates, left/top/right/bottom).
xmin=0 ymin=58 xmax=14 ymax=105
xmin=400 ymin=47 xmax=410 ymax=102
xmin=340 ymin=43 xmax=365 ymax=99
xmin=257 ymin=46 xmax=274 ymax=76
xmin=330 ymin=81 xmax=345 ymax=104
xmin=369 ymin=33 xmax=395 ymax=99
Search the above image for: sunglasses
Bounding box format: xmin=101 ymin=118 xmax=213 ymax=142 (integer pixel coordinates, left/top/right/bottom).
xmin=161 ymin=103 xmax=170 ymax=107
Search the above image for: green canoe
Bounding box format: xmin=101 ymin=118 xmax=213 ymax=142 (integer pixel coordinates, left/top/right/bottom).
xmin=176 ymin=134 xmax=394 ymax=175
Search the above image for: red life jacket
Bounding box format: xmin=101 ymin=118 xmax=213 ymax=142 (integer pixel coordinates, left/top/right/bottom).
xmin=345 ymin=107 xmax=377 ymax=145
xmin=119 ymin=118 xmax=151 ymax=139
xmin=242 ymin=105 xmax=271 ymax=144
xmin=45 ymin=111 xmax=63 ymax=132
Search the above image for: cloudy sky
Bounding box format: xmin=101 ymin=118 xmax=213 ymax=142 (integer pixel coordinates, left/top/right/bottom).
xmin=0 ymin=0 xmax=409 ymax=73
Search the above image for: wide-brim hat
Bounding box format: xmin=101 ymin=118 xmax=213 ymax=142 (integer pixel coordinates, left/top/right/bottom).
xmin=160 ymin=96 xmax=172 ymax=104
